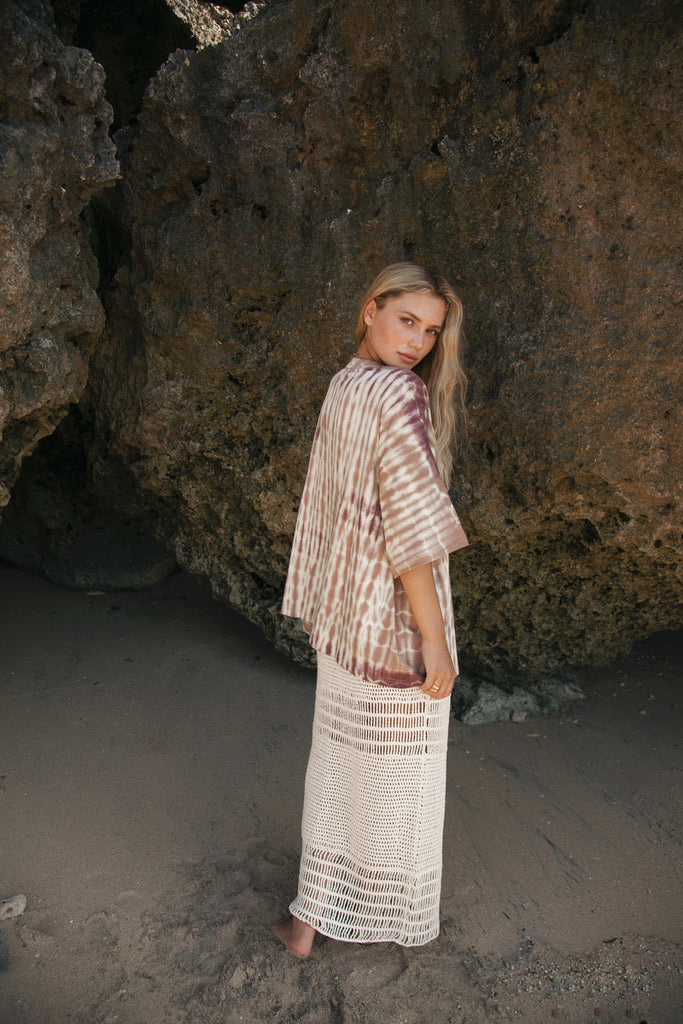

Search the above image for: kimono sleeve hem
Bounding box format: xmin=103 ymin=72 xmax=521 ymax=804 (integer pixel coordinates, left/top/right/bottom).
xmin=389 ymin=529 xmax=469 ymax=579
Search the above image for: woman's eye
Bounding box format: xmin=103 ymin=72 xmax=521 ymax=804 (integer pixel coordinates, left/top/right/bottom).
xmin=400 ymin=317 xmax=413 ymax=325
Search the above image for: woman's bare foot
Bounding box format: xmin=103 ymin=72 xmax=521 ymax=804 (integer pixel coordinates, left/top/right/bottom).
xmin=270 ymin=914 xmax=316 ymax=957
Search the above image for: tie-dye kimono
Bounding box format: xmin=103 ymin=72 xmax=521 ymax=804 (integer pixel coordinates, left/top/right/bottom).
xmin=282 ymin=356 xmax=468 ymax=687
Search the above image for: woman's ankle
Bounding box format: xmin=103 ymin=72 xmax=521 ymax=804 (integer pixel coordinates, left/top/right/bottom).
xmin=271 ymin=914 xmax=316 ymax=957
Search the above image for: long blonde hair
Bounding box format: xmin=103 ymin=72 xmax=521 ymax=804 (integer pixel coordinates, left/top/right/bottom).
xmin=355 ymin=262 xmax=467 ymax=486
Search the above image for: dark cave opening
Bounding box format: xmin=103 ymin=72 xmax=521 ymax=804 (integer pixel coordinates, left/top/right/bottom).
xmin=8 ymin=2 xmax=202 ymax=584
xmin=0 ymin=406 xmax=176 ymax=591
xmin=51 ymin=0 xmax=196 ymax=130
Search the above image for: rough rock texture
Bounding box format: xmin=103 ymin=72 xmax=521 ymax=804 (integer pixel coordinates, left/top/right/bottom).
xmin=456 ymin=675 xmax=586 ymax=726
xmin=81 ymin=0 xmax=681 ymax=685
xmin=52 ymin=0 xmax=195 ymax=130
xmin=0 ymin=0 xmax=119 ymax=509
xmin=166 ymin=0 xmax=268 ymax=49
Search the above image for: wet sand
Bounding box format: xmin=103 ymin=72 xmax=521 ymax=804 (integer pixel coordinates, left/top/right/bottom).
xmin=0 ymin=566 xmax=681 ymax=1023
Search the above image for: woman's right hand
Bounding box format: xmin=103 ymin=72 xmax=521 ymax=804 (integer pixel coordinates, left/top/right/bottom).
xmin=419 ymin=636 xmax=456 ymax=700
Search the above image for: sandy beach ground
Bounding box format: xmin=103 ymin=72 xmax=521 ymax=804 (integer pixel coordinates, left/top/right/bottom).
xmin=0 ymin=566 xmax=681 ymax=1024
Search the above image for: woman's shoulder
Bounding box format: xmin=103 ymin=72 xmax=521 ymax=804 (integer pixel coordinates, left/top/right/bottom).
xmin=342 ymin=358 xmax=428 ymax=400
xmin=321 ymin=360 xmax=428 ymax=427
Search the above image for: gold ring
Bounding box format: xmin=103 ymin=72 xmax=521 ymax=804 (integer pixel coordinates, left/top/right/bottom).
xmin=430 ymin=684 xmax=439 ymax=693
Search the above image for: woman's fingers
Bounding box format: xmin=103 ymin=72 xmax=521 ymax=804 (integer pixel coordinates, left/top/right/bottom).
xmin=420 ymin=637 xmax=456 ymax=698
xmin=420 ymin=672 xmax=455 ymax=699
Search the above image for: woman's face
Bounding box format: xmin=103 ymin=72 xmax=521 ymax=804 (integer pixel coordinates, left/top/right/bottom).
xmin=357 ymin=291 xmax=446 ymax=370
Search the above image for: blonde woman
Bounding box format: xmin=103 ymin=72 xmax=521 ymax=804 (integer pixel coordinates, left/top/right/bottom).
xmin=273 ymin=262 xmax=469 ymax=956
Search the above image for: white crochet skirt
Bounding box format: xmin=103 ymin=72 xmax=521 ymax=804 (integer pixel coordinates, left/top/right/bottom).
xmin=290 ymin=653 xmax=451 ymax=946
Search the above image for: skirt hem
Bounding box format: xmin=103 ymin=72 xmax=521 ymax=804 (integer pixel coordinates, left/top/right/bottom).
xmin=288 ymin=900 xmax=440 ymax=948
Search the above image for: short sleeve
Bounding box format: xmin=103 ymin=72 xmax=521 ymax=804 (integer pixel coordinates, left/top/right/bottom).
xmin=376 ymin=374 xmax=468 ymax=577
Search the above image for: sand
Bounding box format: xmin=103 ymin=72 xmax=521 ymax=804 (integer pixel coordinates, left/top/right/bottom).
xmin=0 ymin=566 xmax=680 ymax=1024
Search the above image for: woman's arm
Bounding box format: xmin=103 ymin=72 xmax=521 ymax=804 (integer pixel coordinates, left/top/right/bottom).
xmin=399 ymin=562 xmax=456 ymax=700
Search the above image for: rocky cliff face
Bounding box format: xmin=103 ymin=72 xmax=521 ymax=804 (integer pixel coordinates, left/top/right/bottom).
xmin=0 ymin=0 xmax=119 ymax=508
xmin=1 ymin=0 xmax=681 ymax=699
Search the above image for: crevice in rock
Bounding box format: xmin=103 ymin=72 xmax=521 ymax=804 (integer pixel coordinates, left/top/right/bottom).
xmin=38 ymin=2 xmax=202 ymax=579
xmin=51 ymin=0 xmax=196 ymax=131
xmin=0 ymin=406 xmax=176 ymax=591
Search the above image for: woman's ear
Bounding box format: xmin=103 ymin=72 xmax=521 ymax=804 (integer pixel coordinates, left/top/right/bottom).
xmin=363 ymin=299 xmax=377 ymax=326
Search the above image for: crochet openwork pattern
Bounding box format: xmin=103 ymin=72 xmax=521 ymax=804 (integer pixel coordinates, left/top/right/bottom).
xmin=290 ymin=654 xmax=450 ymax=946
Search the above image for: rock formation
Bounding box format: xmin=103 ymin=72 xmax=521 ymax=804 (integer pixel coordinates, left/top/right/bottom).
xmin=0 ymin=0 xmax=119 ymax=508
xmin=1 ymin=0 xmax=681 ymax=701
xmin=165 ymin=0 xmax=268 ymax=49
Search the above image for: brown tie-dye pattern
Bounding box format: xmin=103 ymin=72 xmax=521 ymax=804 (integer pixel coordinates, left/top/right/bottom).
xmin=281 ymin=357 xmax=468 ymax=688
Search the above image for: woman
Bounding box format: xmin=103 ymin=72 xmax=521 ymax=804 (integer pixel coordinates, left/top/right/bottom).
xmin=273 ymin=262 xmax=469 ymax=956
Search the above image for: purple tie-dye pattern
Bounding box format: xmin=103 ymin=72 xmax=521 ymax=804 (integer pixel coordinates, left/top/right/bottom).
xmin=281 ymin=357 xmax=468 ymax=688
